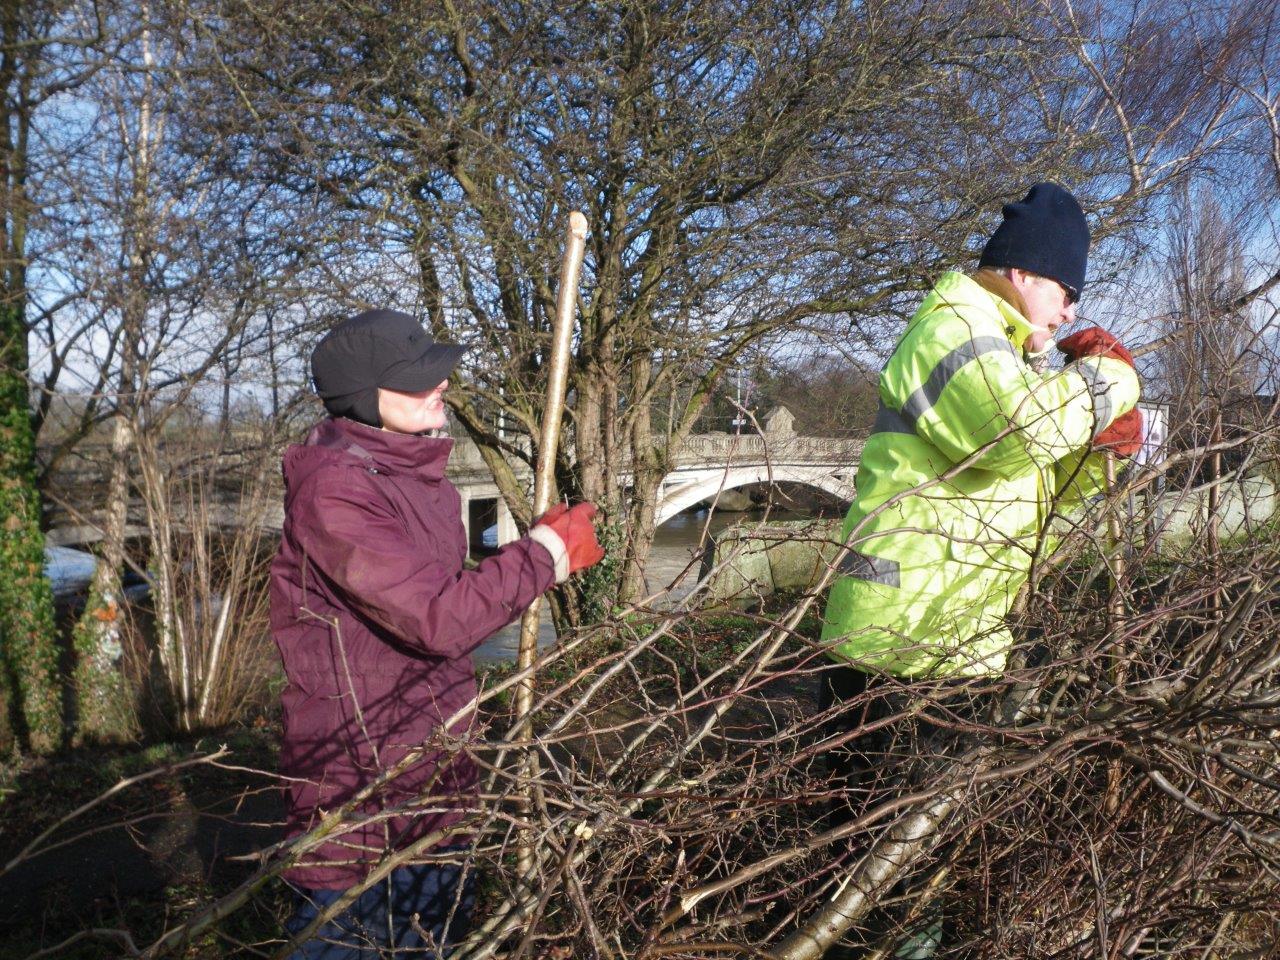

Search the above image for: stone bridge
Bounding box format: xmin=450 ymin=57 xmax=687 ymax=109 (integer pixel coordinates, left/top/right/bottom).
xmin=451 ymin=406 xmax=859 ymax=551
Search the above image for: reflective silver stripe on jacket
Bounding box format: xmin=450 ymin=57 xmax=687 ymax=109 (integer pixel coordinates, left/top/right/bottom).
xmin=872 ymin=400 xmax=915 ymax=436
xmin=836 ymin=548 xmax=900 ymax=588
xmin=1070 ymin=360 xmax=1116 ymax=439
xmin=899 ymin=335 xmax=1017 ymax=429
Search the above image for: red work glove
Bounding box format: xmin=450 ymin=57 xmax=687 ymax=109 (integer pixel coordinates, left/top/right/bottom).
xmin=1094 ymin=407 xmax=1144 ymax=458
xmin=530 ymin=501 xmax=605 ymax=582
xmin=533 ymin=502 xmax=569 ymax=526
xmin=1057 ymin=326 xmax=1135 ymax=368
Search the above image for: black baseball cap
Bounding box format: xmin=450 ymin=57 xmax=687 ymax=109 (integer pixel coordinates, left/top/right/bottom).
xmin=311 ymin=309 xmax=465 ymax=425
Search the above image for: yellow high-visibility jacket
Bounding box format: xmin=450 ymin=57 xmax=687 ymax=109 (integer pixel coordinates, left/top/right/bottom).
xmin=821 ymin=271 xmax=1139 ymax=677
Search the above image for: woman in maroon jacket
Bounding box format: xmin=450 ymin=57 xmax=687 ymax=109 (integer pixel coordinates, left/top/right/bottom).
xmin=271 ymin=309 xmax=603 ymax=958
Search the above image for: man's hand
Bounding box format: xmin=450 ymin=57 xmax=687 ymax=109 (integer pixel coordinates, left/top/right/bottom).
xmin=1058 ymin=326 xmax=1136 ymax=367
xmin=532 ymin=501 xmax=606 ymax=576
xmin=1094 ymin=407 xmax=1144 ymax=458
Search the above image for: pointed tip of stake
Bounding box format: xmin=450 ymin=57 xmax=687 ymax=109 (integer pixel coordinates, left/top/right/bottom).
xmin=569 ymin=210 xmax=588 ymax=239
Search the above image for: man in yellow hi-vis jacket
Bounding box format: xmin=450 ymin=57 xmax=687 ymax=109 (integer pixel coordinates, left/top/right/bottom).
xmin=820 ymin=183 xmax=1142 ymax=778
xmin=817 ymin=183 xmax=1143 ymax=955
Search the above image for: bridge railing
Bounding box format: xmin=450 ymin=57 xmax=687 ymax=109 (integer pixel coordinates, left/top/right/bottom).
xmin=673 ymin=433 xmax=862 ymax=466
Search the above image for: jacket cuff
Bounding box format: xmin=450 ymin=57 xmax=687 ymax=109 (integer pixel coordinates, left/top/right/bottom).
xmin=528 ymin=525 xmax=570 ymax=583
xmin=1066 ymin=356 xmax=1139 ymax=439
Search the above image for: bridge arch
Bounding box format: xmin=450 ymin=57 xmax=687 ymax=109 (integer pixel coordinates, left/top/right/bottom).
xmin=655 ymin=464 xmax=855 ymax=527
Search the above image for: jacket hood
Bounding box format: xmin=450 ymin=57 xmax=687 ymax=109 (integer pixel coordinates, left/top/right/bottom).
xmin=283 ymin=417 xmax=454 ymax=490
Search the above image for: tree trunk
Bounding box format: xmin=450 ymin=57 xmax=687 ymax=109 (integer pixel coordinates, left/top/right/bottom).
xmin=0 ymin=4 xmax=60 ymax=752
xmin=601 ymin=346 xmax=622 ymax=516
xmin=576 ymin=368 xmax=607 ymax=505
xmin=766 ymin=790 xmax=961 ymax=960
xmin=0 ymin=302 xmax=61 ymax=754
xmin=267 ymin=310 xmax=280 ymax=421
xmin=219 ymin=357 xmax=232 ymax=444
xmin=621 ymin=468 xmax=661 ymax=604
xmin=620 ymin=356 xmax=664 ymax=603
xmin=70 ymin=411 xmax=136 ymax=743
xmin=138 ymin=428 xmax=190 ymax=729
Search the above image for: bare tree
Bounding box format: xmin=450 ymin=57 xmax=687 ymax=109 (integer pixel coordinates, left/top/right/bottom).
xmin=1158 ymin=188 xmax=1266 ymax=448
xmin=204 ymin=0 xmax=1155 ymax=612
xmin=29 ymin=0 xmax=321 ymax=737
xmin=0 ymin=0 xmax=117 ymax=755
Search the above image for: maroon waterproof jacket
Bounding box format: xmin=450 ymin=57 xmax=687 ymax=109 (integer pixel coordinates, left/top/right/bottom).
xmin=269 ymin=417 xmax=557 ymax=889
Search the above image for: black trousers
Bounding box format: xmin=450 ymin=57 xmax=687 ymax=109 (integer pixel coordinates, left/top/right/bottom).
xmin=816 ymin=664 xmax=993 ymax=956
xmin=817 ymin=663 xmax=990 ymax=827
xmin=818 ymin=664 xmax=892 ymax=825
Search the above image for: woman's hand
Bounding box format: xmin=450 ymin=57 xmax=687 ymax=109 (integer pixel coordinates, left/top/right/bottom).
xmin=531 ymin=502 xmax=606 ymax=579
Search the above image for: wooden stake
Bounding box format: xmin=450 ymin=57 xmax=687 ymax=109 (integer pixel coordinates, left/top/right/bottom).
xmin=1104 ymin=452 xmax=1125 ymax=627
xmin=515 ymin=210 xmax=588 ymax=874
xmin=1207 ymin=412 xmax=1222 ymax=620
xmin=1104 ymin=451 xmax=1127 ymax=815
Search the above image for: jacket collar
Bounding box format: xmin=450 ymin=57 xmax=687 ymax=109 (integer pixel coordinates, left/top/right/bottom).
xmin=922 ymin=271 xmax=1038 ymax=351
xmin=307 ymin=417 xmax=453 ymax=481
xmin=968 ymin=268 xmax=1043 ymax=352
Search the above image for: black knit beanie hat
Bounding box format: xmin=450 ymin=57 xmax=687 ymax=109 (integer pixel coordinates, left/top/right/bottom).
xmin=311 ymin=309 xmax=465 ymax=428
xmin=978 ymin=183 xmax=1090 ymax=301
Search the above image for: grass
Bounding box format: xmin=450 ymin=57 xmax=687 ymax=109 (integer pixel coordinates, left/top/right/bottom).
xmin=0 ymin=722 xmax=290 ymax=959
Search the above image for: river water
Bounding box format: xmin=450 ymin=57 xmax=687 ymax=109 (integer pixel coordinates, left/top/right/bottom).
xmin=473 ymin=507 xmax=813 ymax=662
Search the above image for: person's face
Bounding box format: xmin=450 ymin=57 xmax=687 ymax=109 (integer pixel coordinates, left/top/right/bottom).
xmin=377 ymin=381 xmax=449 ymax=434
xmin=1010 ymin=268 xmax=1077 ymax=353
